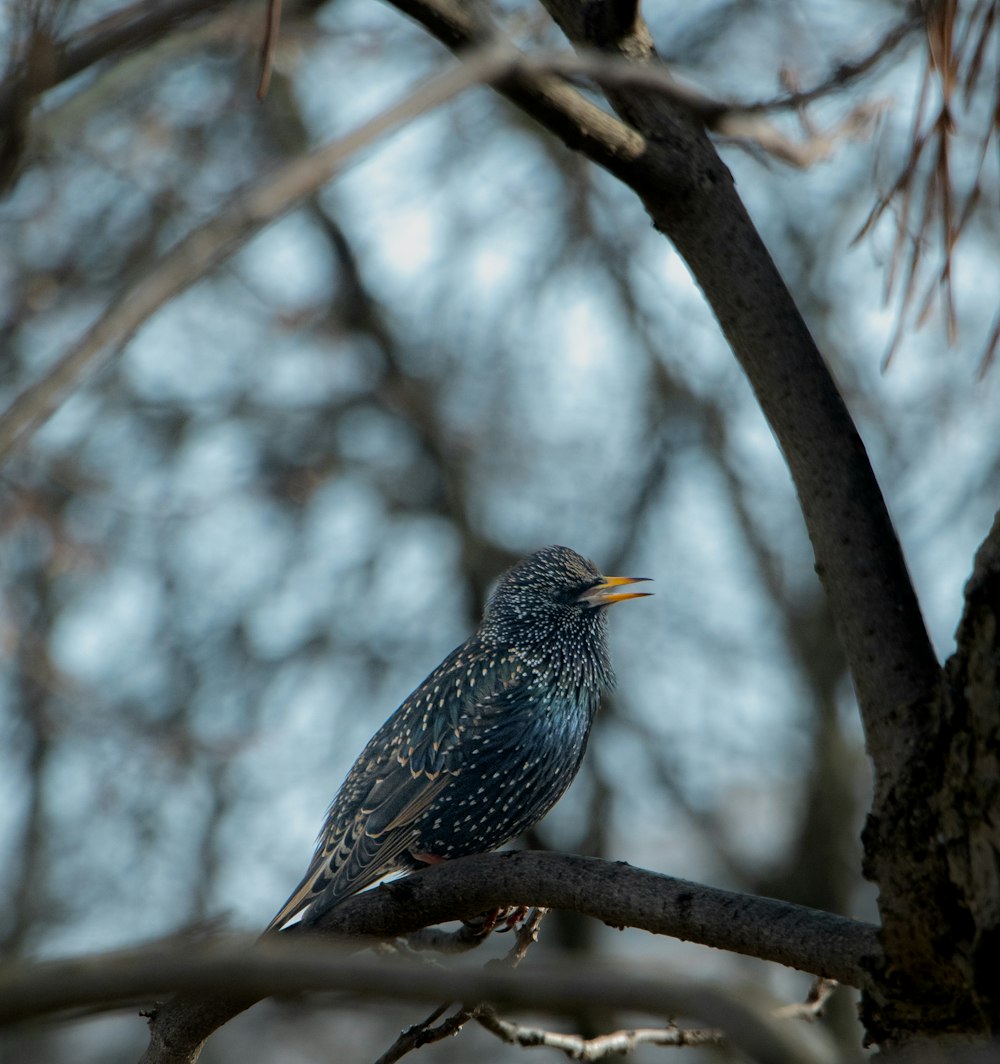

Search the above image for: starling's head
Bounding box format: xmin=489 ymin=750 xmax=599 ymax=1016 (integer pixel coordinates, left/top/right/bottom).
xmin=480 ymin=545 xmax=651 ymax=662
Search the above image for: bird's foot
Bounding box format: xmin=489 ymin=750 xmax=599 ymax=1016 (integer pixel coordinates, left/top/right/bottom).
xmin=494 ymin=905 xmax=529 ymax=932
xmin=461 ymin=905 xmax=529 ymax=935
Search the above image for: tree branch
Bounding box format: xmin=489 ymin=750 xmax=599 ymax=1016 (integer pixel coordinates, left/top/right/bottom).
xmin=0 ymin=938 xmax=842 ymax=1064
xmin=381 ymin=0 xmax=948 ymax=1023
xmin=376 ymin=0 xmax=942 ymax=786
xmin=0 ymin=43 xmax=519 ymax=465
xmin=475 ymin=1007 xmax=725 ymax=1057
xmin=468 ymin=977 xmax=834 ymax=1063
xmin=530 ymin=0 xmax=964 ymax=1036
xmin=534 ymin=0 xmax=941 ymax=800
xmin=130 ymin=852 xmax=877 ymax=1063
xmin=303 ymin=852 xmax=878 ymax=986
xmin=0 ymin=0 xmax=242 ymax=130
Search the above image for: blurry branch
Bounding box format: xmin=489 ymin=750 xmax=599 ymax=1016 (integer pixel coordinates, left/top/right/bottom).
xmin=518 ymin=49 xmax=887 ymax=167
xmin=0 ymin=0 xmax=243 ymax=185
xmin=0 ymin=20 xmax=891 ymax=464
xmin=595 ymin=235 xmax=858 ymax=914
xmin=715 ymin=103 xmax=882 ymax=169
xmin=0 ymin=0 xmax=239 ymax=116
xmin=0 ymin=630 xmax=55 ymax=955
xmin=739 ymin=15 xmax=922 ymax=115
xmin=0 ymin=0 xmax=917 ymax=137
xmin=0 ymin=43 xmax=524 ymax=466
xmin=396 ymin=921 xmax=502 ymax=955
xmin=0 ymin=938 xmax=844 ymax=1064
xmin=705 ymin=406 xmax=859 ymax=913
xmin=854 ymin=0 xmax=1000 ymax=370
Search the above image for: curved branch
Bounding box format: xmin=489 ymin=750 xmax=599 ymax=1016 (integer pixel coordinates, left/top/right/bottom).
xmin=2 ymin=940 xmax=839 ymax=1064
xmin=135 ymin=852 xmax=878 ymax=1063
xmin=305 ymin=851 xmax=878 ymax=985
xmin=390 ymin=0 xmax=945 ymax=989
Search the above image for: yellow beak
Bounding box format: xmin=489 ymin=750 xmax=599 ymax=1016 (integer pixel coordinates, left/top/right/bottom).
xmin=578 ymin=575 xmax=653 ymax=607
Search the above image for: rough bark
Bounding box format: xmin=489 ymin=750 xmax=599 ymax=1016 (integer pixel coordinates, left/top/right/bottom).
xmin=861 ymin=509 xmax=1000 ymax=1044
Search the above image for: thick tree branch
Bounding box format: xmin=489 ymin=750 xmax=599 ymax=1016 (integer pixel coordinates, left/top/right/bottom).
xmin=135 ymin=852 xmax=878 ymax=1063
xmin=385 ymin=0 xmax=947 ymax=1023
xmin=535 ymin=0 xmax=941 ymax=809
xmin=532 ymin=0 xmax=977 ymax=1041
xmin=303 ymin=851 xmax=878 ymax=985
xmin=380 ymin=0 xmax=943 ymax=777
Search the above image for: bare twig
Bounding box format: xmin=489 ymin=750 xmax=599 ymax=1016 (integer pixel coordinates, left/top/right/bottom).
xmin=256 ymin=0 xmax=282 ymax=100
xmin=474 ymin=975 xmax=840 ymax=1060
xmin=855 ymin=0 xmax=999 ymax=369
xmin=375 ymin=909 xmax=548 ymax=1064
xmin=374 ymin=1005 xmax=469 ymax=1064
xmin=773 ymin=977 xmax=839 ymax=1021
xmin=396 ymin=923 xmax=495 ymax=955
xmin=476 ymin=1007 xmax=724 ymax=1057
xmin=741 ymin=14 xmax=922 ymax=115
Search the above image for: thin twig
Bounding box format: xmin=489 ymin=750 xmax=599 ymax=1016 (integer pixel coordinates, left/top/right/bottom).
xmin=740 ymin=14 xmax=922 ymax=115
xmin=474 ymin=975 xmax=840 ymax=1060
xmin=856 ymin=0 xmax=999 ymax=369
xmin=256 ymin=0 xmax=282 ymax=100
xmin=396 ymin=923 xmax=496 ymax=955
xmin=773 ymin=977 xmax=839 ymax=1021
xmin=375 ymin=909 xmax=549 ymax=1064
xmin=476 ymin=1008 xmax=723 ymax=1057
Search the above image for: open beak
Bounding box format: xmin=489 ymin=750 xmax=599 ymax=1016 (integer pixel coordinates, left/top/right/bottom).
xmin=577 ymin=575 xmax=653 ymax=608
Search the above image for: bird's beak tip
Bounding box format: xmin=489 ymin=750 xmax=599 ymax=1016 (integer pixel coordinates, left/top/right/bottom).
xmin=579 ymin=576 xmax=653 ymax=607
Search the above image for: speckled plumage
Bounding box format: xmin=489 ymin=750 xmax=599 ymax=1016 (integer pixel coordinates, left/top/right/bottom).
xmin=267 ymin=545 xmax=650 ymax=932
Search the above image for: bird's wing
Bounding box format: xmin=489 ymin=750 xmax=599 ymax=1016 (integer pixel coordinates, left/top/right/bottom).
xmin=266 ymin=645 xmax=505 ymax=932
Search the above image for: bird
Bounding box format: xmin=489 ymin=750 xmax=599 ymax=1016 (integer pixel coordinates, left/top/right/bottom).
xmin=266 ymin=544 xmax=651 ymax=932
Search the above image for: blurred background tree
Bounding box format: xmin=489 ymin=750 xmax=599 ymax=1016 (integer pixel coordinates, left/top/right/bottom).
xmin=0 ymin=0 xmax=997 ymax=1061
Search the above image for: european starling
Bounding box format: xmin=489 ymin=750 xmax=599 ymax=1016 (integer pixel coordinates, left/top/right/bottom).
xmin=266 ymin=545 xmax=650 ymax=932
